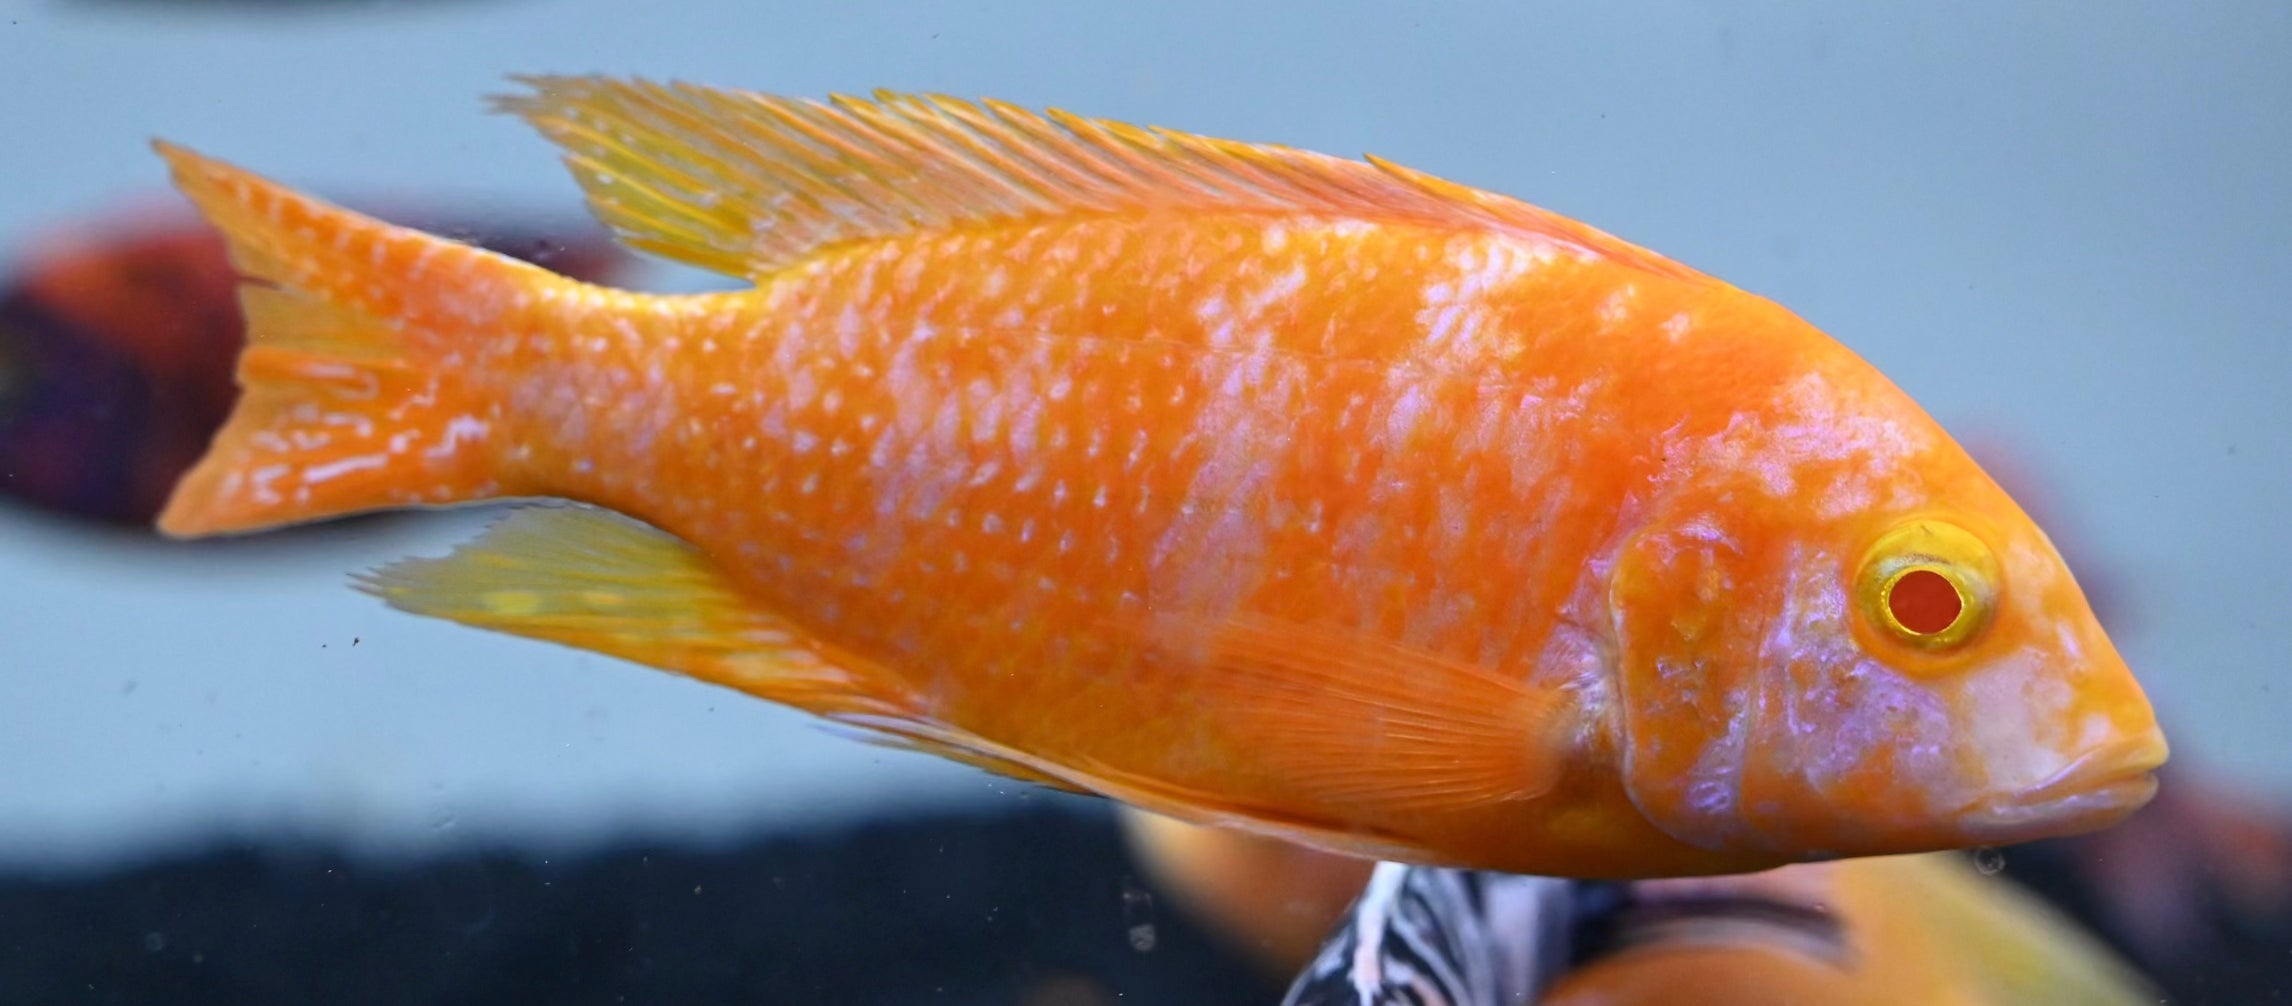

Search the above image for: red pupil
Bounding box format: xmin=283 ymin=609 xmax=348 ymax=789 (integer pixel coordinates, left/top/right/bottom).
xmin=1889 ymin=569 xmax=1962 ymax=635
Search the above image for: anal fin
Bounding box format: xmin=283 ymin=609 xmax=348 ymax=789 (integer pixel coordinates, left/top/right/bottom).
xmin=839 ymin=612 xmax=1569 ymax=857
xmin=827 ymin=715 xmax=1093 ymax=795
xmin=836 ymin=713 xmax=1434 ymax=862
xmin=353 ymin=504 xmax=905 ymax=720
xmin=354 ymin=505 xmax=1566 ymax=855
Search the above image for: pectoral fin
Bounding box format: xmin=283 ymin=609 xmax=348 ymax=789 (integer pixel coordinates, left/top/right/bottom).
xmin=1195 ymin=614 xmax=1569 ymax=811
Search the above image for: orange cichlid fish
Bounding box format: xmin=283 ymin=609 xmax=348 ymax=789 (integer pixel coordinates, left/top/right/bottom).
xmin=153 ymin=76 xmax=2166 ymax=878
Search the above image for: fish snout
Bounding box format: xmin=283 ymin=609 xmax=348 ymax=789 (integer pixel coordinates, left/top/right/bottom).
xmin=1961 ymin=731 xmax=2169 ymax=842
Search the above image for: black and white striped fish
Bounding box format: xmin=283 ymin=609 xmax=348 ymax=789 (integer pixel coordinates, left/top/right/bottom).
xmin=1281 ymin=863 xmax=1574 ymax=1005
xmin=1281 ymin=864 xmax=1848 ymax=1005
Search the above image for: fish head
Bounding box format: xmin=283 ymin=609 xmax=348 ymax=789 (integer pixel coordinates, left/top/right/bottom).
xmin=1607 ymin=368 xmax=2166 ymax=859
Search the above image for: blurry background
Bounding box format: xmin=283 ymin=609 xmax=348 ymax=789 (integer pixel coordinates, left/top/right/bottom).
xmin=0 ymin=1 xmax=2285 ymax=1001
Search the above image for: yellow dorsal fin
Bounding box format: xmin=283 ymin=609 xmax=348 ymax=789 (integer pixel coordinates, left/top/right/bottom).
xmin=492 ymin=75 xmax=1699 ymax=282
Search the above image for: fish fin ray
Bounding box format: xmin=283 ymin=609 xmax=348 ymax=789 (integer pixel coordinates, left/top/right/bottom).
xmin=151 ymin=142 xmax=568 ymax=536
xmin=353 ymin=504 xmax=910 ymax=719
xmin=1071 ymin=753 xmax=1437 ymax=863
xmin=825 ymin=716 xmax=1092 ymax=794
xmin=1178 ymin=613 xmax=1569 ymax=813
xmin=492 ymin=75 xmax=1700 ymax=282
xmin=836 ymin=713 xmax=1431 ymax=861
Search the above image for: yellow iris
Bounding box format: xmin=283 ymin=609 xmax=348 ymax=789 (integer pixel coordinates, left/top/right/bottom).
xmin=1856 ymin=519 xmax=1999 ymax=655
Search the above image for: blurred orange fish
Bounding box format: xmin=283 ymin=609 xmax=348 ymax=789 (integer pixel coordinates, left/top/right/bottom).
xmin=0 ymin=202 xmax=633 ymax=525
xmin=1124 ymin=809 xmax=1375 ymax=976
xmin=153 ymin=76 xmax=2165 ymax=877
xmin=1539 ymin=855 xmax=2157 ymax=1006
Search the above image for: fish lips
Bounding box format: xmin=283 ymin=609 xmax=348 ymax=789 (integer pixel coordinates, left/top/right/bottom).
xmin=1958 ymin=735 xmax=2169 ymax=843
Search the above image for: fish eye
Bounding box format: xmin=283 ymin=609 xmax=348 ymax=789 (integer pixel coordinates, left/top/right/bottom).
xmin=1854 ymin=519 xmax=1999 ymax=656
xmin=1884 ymin=566 xmax=1964 ymax=635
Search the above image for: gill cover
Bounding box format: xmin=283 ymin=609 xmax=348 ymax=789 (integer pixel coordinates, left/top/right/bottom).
xmin=1609 ymin=509 xmax=2023 ymax=856
xmin=1608 ymin=514 xmax=1779 ymax=853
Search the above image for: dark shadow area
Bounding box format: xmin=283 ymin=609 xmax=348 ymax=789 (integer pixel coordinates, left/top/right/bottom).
xmin=0 ymin=805 xmax=1280 ymax=1006
xmin=1 ymin=797 xmax=2287 ymax=1003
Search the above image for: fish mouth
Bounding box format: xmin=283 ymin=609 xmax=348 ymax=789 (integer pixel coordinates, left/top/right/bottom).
xmin=1959 ymin=734 xmax=2169 ymax=842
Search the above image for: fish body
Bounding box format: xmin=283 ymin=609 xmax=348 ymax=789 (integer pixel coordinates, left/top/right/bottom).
xmin=154 ymin=77 xmax=2163 ymax=877
xmin=1285 ymin=861 xmax=1575 ymax=1006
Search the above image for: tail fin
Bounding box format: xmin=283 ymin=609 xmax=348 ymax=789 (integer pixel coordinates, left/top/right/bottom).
xmin=153 ymin=141 xmax=565 ymax=537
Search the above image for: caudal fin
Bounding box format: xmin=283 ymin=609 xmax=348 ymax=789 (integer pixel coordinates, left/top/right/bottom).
xmin=153 ymin=142 xmax=565 ymax=537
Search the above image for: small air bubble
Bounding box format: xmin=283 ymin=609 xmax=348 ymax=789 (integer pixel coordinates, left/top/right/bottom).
xmin=1973 ymin=846 xmax=2005 ymax=875
xmin=1121 ymin=879 xmax=1156 ymax=952
xmin=143 ymin=932 xmax=166 ymax=953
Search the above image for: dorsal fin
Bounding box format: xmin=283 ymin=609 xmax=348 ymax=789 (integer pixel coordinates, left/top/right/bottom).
xmin=492 ymin=75 xmax=1698 ymax=282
